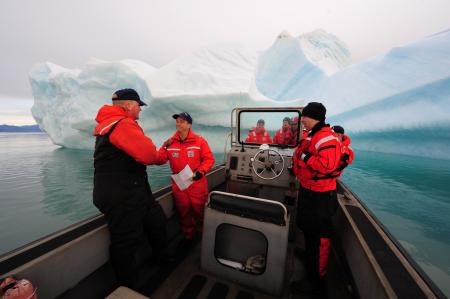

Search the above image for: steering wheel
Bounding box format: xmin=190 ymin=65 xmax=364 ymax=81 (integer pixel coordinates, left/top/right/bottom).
xmin=250 ymin=148 xmax=285 ymax=180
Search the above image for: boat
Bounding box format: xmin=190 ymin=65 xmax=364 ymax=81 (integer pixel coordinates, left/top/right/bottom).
xmin=0 ymin=107 xmax=445 ymax=299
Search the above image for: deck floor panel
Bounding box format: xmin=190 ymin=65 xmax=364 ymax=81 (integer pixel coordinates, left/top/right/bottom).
xmin=149 ymin=239 xmax=338 ymax=299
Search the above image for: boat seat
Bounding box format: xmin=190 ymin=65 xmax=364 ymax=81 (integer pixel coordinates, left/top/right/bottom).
xmin=106 ymin=286 xmax=150 ymax=299
xmin=208 ymin=192 xmax=285 ymax=225
xmin=201 ymin=191 xmax=289 ymax=296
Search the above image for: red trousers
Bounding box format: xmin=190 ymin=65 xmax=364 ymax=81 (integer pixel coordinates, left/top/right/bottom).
xmin=172 ymin=177 xmax=208 ymax=240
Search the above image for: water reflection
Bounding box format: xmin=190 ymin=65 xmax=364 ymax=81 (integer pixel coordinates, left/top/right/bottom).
xmin=40 ymin=148 xmax=175 ymax=221
xmin=343 ymin=150 xmax=450 ymax=242
xmin=342 ymin=150 xmax=450 ymax=295
xmin=41 ymin=148 xmax=96 ymax=221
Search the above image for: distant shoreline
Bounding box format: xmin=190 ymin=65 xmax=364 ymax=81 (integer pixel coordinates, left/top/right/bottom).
xmin=0 ymin=124 xmax=41 ymax=133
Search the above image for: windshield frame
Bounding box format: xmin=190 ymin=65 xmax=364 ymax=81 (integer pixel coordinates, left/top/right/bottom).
xmin=237 ymin=109 xmax=301 ymax=148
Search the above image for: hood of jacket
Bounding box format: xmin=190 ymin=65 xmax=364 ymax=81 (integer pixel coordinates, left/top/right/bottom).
xmin=94 ymin=105 xmax=130 ymax=136
xmin=342 ymin=134 xmax=352 ymax=146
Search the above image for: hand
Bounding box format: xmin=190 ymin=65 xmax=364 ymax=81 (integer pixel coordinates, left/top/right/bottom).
xmin=301 ymin=150 xmax=312 ymax=163
xmin=192 ymin=171 xmax=203 ymax=181
xmin=163 ymin=138 xmax=172 ymax=149
xmin=287 ymin=165 xmax=294 ymax=175
xmin=342 ymin=153 xmax=350 ymax=162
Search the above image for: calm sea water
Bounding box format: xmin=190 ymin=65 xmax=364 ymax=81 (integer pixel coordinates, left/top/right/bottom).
xmin=0 ymin=133 xmax=172 ymax=254
xmin=1 ymin=133 xmax=449 ymax=296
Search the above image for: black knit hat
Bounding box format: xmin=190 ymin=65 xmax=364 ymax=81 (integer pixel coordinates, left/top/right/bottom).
xmin=332 ymin=125 xmax=344 ymax=134
xmin=302 ymin=102 xmax=326 ymax=121
xmin=112 ymin=88 xmax=147 ymax=106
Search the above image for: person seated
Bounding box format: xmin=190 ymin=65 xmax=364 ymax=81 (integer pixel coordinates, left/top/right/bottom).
xmin=245 ymin=119 xmax=272 ymax=144
xmin=289 ymin=116 xmax=298 ymax=145
xmin=273 ymin=117 xmax=294 ymax=145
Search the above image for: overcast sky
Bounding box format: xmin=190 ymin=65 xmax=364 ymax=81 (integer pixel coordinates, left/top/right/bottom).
xmin=1 ymin=0 xmax=449 ymax=125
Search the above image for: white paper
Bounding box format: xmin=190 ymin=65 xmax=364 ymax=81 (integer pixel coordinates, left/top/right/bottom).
xmin=217 ymin=258 xmax=245 ymax=270
xmin=171 ymin=164 xmax=194 ymax=191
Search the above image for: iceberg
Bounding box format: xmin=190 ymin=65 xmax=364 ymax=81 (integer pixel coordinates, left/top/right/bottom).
xmin=30 ymin=29 xmax=450 ymax=159
xmin=255 ymin=29 xmax=351 ymax=100
xmin=29 ymin=59 xmax=156 ymax=149
xmin=30 ymin=45 xmax=300 ymax=150
xmin=256 ymin=29 xmax=450 ymax=117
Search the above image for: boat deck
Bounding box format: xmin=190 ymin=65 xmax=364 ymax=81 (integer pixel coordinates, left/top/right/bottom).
xmin=58 ymin=224 xmax=352 ymax=299
xmin=151 ymin=231 xmax=353 ymax=299
xmin=57 ymin=180 xmax=353 ymax=299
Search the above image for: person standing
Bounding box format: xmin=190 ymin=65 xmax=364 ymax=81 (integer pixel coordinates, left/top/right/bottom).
xmin=93 ymin=88 xmax=167 ymax=288
xmin=332 ymin=125 xmax=354 ymax=177
xmin=156 ymin=112 xmax=215 ymax=243
xmin=291 ymin=102 xmax=341 ymax=297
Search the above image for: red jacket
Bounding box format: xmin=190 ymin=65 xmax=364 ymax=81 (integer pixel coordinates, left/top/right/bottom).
xmin=333 ymin=134 xmax=354 ymax=177
xmin=245 ymin=129 xmax=272 ymax=144
xmin=273 ymin=127 xmax=294 ymax=145
xmin=293 ymin=123 xmax=341 ymax=191
xmin=341 ymin=135 xmax=354 ymax=165
xmin=156 ymin=130 xmax=215 ymax=176
xmin=93 ymin=105 xmax=159 ymax=165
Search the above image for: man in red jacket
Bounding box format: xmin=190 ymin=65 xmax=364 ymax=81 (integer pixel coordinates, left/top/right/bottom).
xmin=156 ymin=112 xmax=215 ymax=243
xmin=291 ymin=102 xmax=341 ymax=296
xmin=93 ymin=89 xmax=167 ymax=288
xmin=273 ymin=117 xmax=294 ymax=145
xmin=289 ymin=116 xmax=300 ymax=145
xmin=245 ymin=119 xmax=272 ymax=144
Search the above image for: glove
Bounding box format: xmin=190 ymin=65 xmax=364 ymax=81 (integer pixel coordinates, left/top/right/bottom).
xmin=192 ymin=171 xmax=203 ymax=181
xmin=163 ymin=138 xmax=173 ymax=149
xmin=301 ymin=150 xmax=312 ymax=163
xmin=342 ymin=153 xmax=350 ymax=162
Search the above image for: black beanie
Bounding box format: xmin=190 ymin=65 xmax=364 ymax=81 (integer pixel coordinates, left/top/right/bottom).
xmin=332 ymin=125 xmax=344 ymax=134
xmin=302 ymin=102 xmax=326 ymax=121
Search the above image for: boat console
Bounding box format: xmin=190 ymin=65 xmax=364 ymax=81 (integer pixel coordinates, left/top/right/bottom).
xmin=201 ymin=108 xmax=301 ymax=295
xmin=224 ymin=108 xmax=300 ymax=202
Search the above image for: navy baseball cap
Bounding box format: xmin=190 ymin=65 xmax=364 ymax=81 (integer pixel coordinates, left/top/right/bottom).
xmin=172 ymin=112 xmax=193 ymax=124
xmin=112 ymin=88 xmax=147 ymax=106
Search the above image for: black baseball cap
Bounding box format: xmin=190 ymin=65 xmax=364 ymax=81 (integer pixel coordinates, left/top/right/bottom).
xmin=172 ymin=112 xmax=193 ymax=124
xmin=112 ymin=88 xmax=147 ymax=106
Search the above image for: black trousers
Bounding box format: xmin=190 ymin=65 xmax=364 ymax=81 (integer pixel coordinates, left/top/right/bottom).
xmin=296 ymin=186 xmax=338 ymax=288
xmin=93 ymin=172 xmax=168 ymax=287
